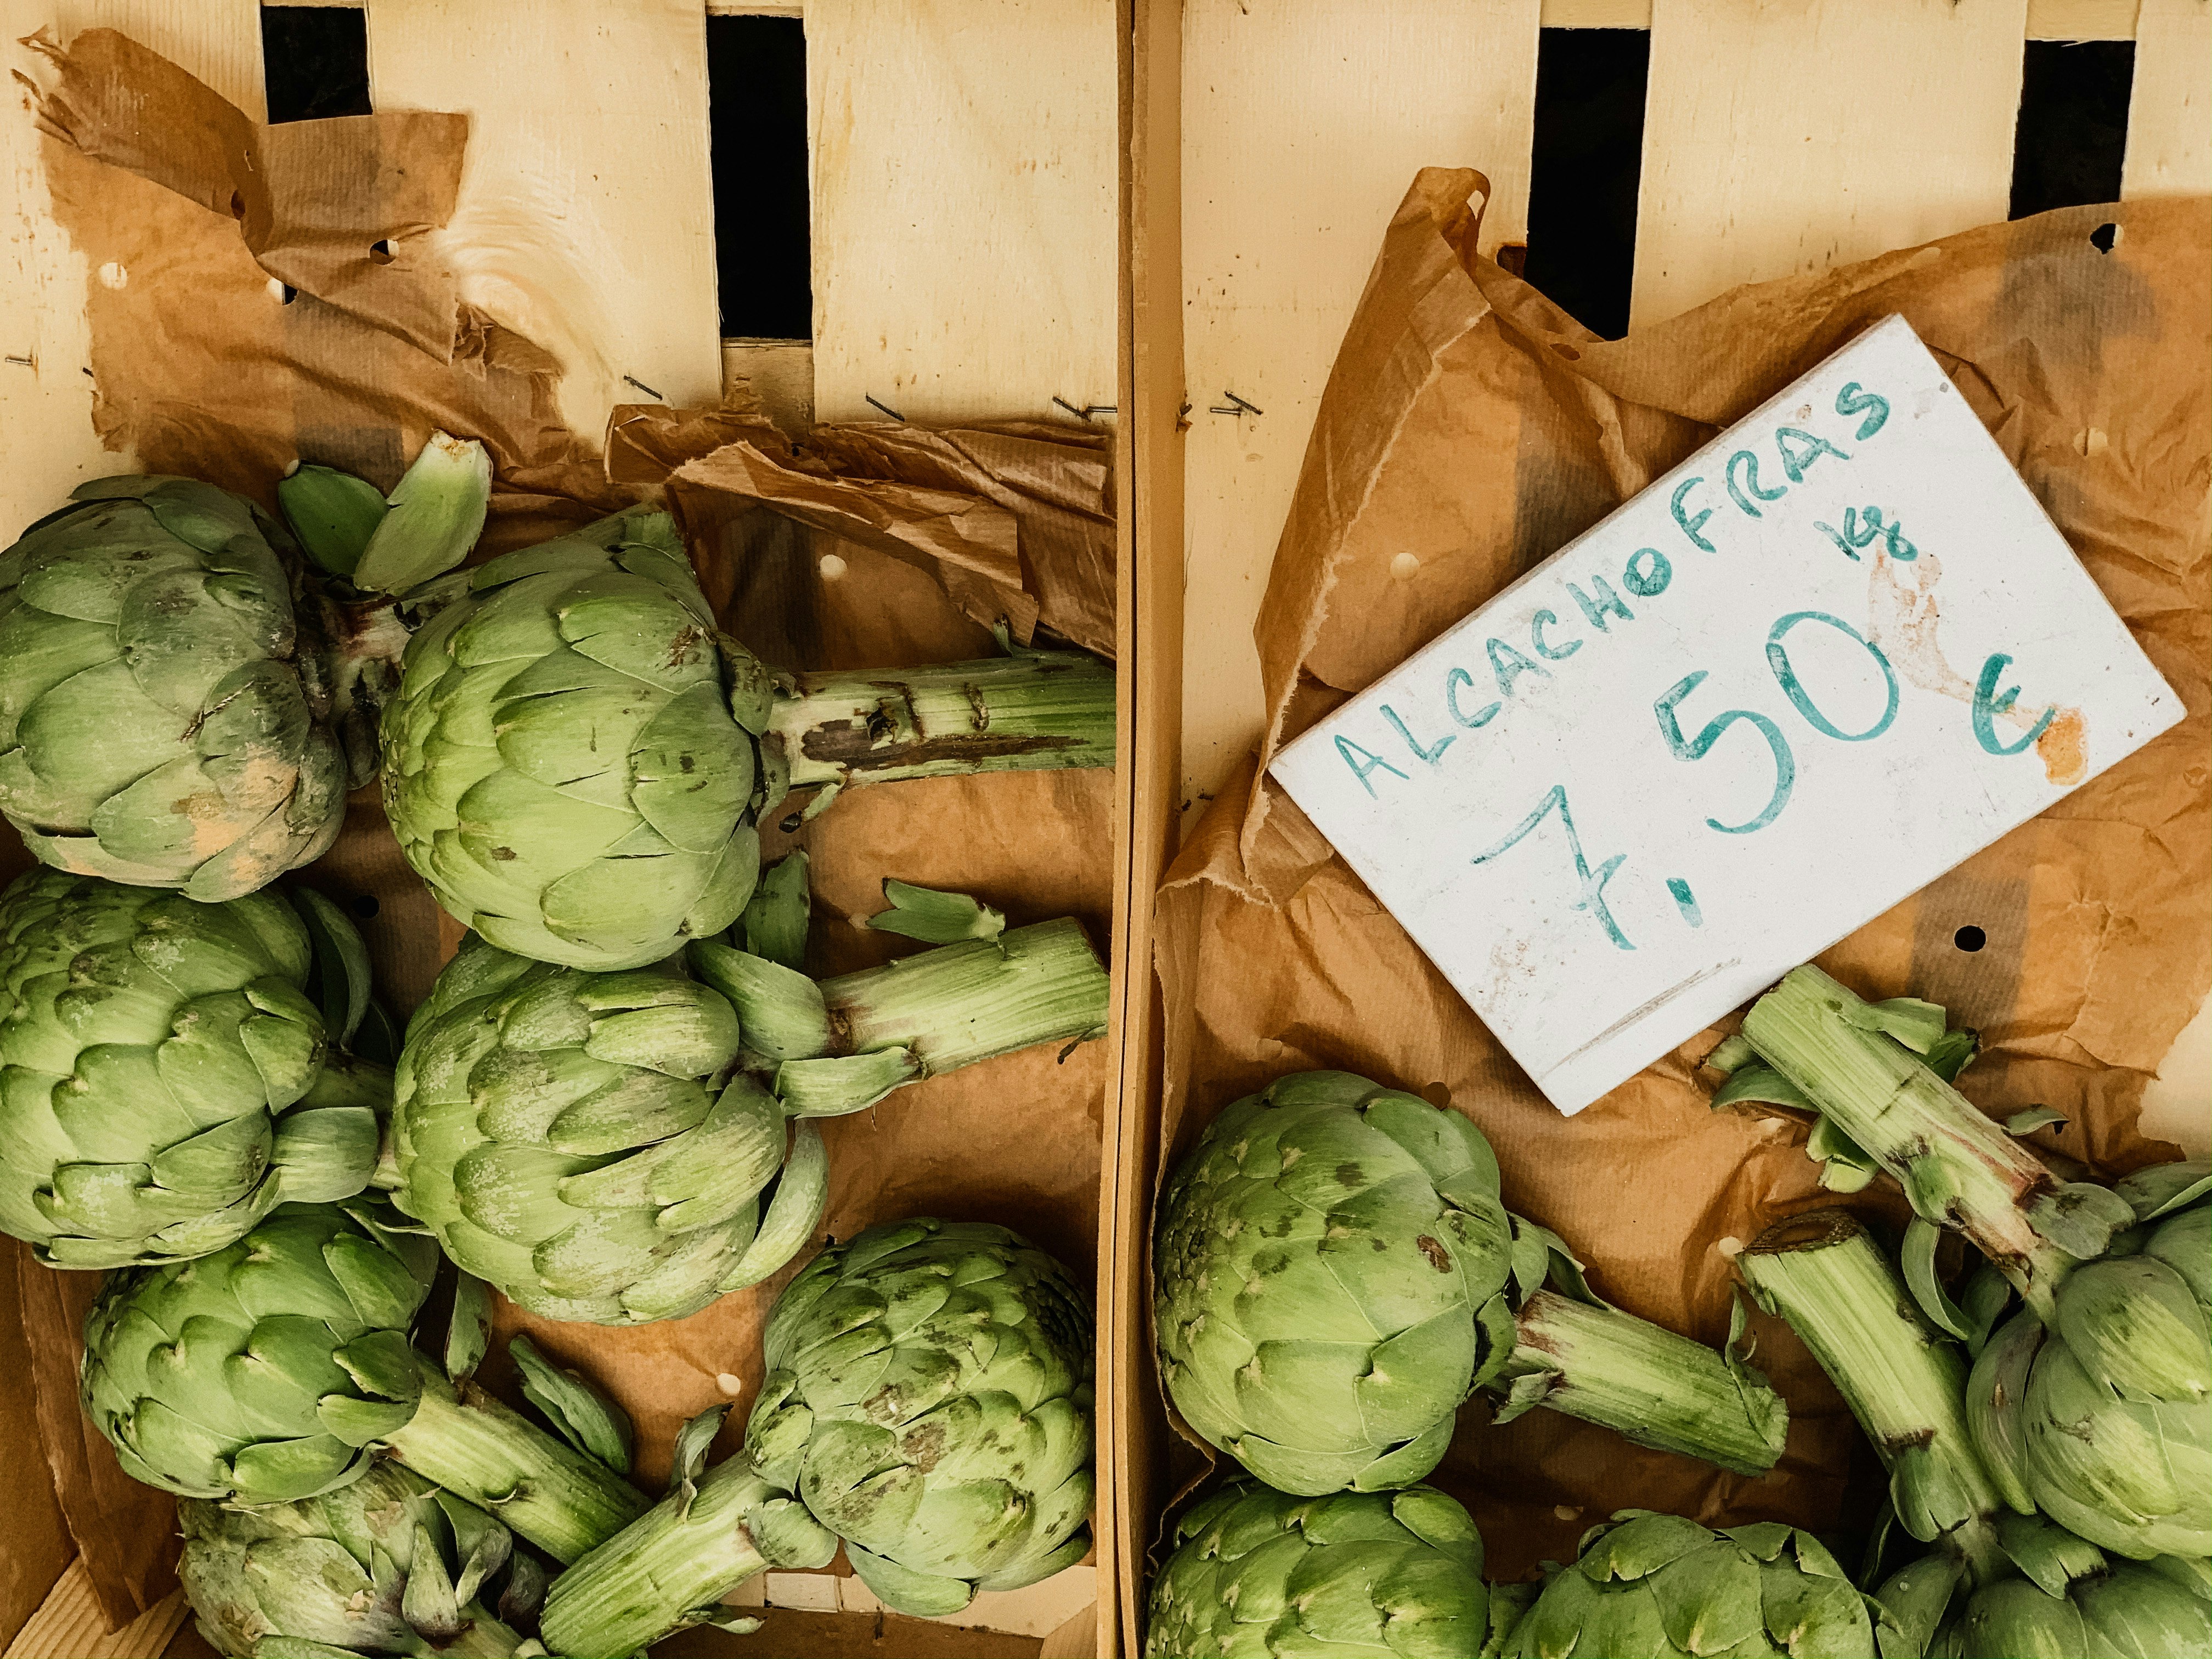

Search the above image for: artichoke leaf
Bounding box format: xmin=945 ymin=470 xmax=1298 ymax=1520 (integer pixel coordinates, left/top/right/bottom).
xmin=511 ymin=1333 xmax=635 ymax=1476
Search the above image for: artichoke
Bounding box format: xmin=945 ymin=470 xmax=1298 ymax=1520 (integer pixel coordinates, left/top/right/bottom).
xmin=744 ymin=1217 xmax=1096 ymax=1615
xmin=380 ymin=504 xmax=1116 ymax=972
xmin=1741 ymin=1208 xmax=2212 ymax=1659
xmin=80 ymin=1201 xmax=647 ymax=1563
xmin=389 ymin=869 xmax=1109 ymax=1323
xmin=1153 ymin=1071 xmax=1786 ymax=1496
xmin=1143 ymin=1479 xmax=1491 ymax=1658
xmin=179 ymin=1462 xmax=549 ymax=1658
xmin=0 ymin=868 xmax=390 ymax=1268
xmin=1499 ymin=1511 xmax=1883 ymax=1658
xmin=0 ymin=442 xmax=488 ymax=899
xmin=1965 ymin=1166 xmax=2210 ymax=1563
xmin=538 ymin=1404 xmax=837 ymax=1658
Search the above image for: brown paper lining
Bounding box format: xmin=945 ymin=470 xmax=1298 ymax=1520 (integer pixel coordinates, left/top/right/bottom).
xmin=1147 ymin=170 xmax=2209 ymax=1582
xmin=12 ymin=35 xmax=1118 ymax=1640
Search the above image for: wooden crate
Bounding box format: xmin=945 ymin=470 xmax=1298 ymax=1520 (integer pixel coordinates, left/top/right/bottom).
xmin=2 ymin=0 xmax=2207 ymax=1654
xmin=1110 ymin=0 xmax=2209 ymax=1649
xmin=0 ymin=2 xmax=1122 ymax=1655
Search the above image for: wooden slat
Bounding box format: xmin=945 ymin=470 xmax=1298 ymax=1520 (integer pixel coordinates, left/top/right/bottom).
xmin=721 ymin=338 xmax=815 ymax=433
xmin=1543 ymin=0 xmax=1652 ymax=23
xmin=362 ymin=0 xmax=723 ymax=443
xmin=2123 ymin=0 xmax=2212 ymax=196
xmin=3 ymin=1565 xmax=187 ymax=1659
xmin=802 ymin=0 xmax=1119 ymax=425
xmin=1633 ymin=0 xmax=2028 ymax=330
xmin=2026 ymin=0 xmax=2140 ymax=36
xmin=1176 ymin=0 xmax=1543 ymax=830
xmin=1 ymin=1 xmax=263 ymax=537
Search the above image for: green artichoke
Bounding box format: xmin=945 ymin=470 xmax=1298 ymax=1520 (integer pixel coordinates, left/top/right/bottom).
xmin=1965 ymin=1166 xmax=2210 ymax=1562
xmin=1500 ymin=1512 xmax=1882 ymax=1658
xmin=538 ymin=1404 xmax=837 ymax=1658
xmin=1153 ymin=1072 xmax=1786 ymax=1497
xmin=380 ymin=505 xmax=1116 ymax=973
xmin=179 ymin=1462 xmax=548 ymax=1658
xmin=390 ymin=866 xmax=1109 ymax=1324
xmin=0 ymin=442 xmax=488 ymax=899
xmin=1143 ymin=1479 xmax=1491 ymax=1658
xmin=744 ymin=1217 xmax=1096 ymax=1615
xmin=80 ymin=1201 xmax=647 ymax=1563
xmin=1926 ymin=1546 xmax=2210 ymax=1657
xmin=0 ymin=868 xmax=390 ymax=1268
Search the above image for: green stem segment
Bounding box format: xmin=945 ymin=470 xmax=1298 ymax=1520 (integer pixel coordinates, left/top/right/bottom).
xmin=770 ymin=651 xmax=1117 ymax=791
xmin=1740 ymin=966 xmax=2073 ymax=1322
xmin=827 ymin=915 xmax=1110 ymax=1074
xmin=1739 ymin=1210 xmax=2008 ymax=1580
xmin=539 ymin=1457 xmax=837 ymax=1658
xmin=1494 ymin=1289 xmax=1790 ymax=1476
xmin=382 ymin=1373 xmax=649 ymax=1565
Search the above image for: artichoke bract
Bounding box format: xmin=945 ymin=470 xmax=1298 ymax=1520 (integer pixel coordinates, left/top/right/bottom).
xmin=0 ymin=443 xmax=488 ymax=899
xmin=1153 ymin=1072 xmax=1786 ymax=1497
xmin=380 ymin=505 xmax=1116 ymax=972
xmin=0 ymin=869 xmax=390 ymax=1268
xmin=1143 ymin=1479 xmax=1491 ymax=1659
xmin=1930 ymin=1549 xmax=2210 ymax=1658
xmin=744 ymin=1218 xmax=1096 ymax=1616
xmin=80 ymin=1202 xmax=647 ymax=1564
xmin=390 ymin=880 xmax=1109 ymax=1324
xmin=180 ymin=1462 xmax=548 ymax=1658
xmin=1500 ymin=1512 xmax=1883 ymax=1658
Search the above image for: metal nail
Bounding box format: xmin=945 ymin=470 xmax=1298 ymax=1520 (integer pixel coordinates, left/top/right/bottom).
xmin=1209 ymin=390 xmax=1263 ymax=417
xmin=865 ymin=394 xmax=906 ymax=421
xmin=1052 ymin=397 xmax=1118 ymax=421
xmin=3 ymin=354 xmax=32 ymax=367
xmin=622 ymin=374 xmax=665 ymax=400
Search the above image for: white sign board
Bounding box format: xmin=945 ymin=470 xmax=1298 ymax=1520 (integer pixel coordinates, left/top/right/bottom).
xmin=1271 ymin=315 xmax=2181 ymax=1114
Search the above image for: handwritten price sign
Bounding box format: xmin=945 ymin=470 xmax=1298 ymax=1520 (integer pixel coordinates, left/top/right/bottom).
xmin=1270 ymin=316 xmax=2180 ymax=1114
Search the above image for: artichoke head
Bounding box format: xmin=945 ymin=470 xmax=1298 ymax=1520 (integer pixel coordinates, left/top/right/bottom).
xmin=743 ymin=1217 xmax=1096 ymax=1616
xmin=391 ymin=933 xmax=821 ymax=1324
xmin=1143 ymin=1479 xmax=1488 ymax=1658
xmin=1505 ymin=1511 xmax=1882 ymax=1658
xmin=1965 ymin=1172 xmax=2212 ymax=1563
xmin=0 ymin=477 xmax=358 ymax=898
xmin=80 ymin=1201 xmax=439 ymax=1503
xmin=180 ymin=1461 xmax=544 ymax=1657
xmin=381 ymin=509 xmax=785 ymax=972
xmin=0 ymin=869 xmax=383 ymax=1268
xmin=1152 ymin=1071 xmax=1517 ymax=1496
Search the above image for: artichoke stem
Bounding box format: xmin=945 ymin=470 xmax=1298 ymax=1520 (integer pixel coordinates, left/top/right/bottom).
xmin=1500 ymin=1290 xmax=1788 ymax=1476
xmin=826 ymin=916 xmax=1110 ymax=1074
xmin=433 ymin=1608 xmax=534 ymax=1658
xmin=383 ymin=1372 xmax=648 ymax=1565
xmin=1740 ymin=1210 xmax=2010 ymax=1579
xmin=539 ymin=1457 xmax=822 ymax=1658
xmin=770 ymin=650 xmax=1116 ymax=792
xmin=1741 ymin=966 xmax=2069 ymax=1322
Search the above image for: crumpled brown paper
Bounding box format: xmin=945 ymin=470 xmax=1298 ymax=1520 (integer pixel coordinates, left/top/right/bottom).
xmin=13 ymin=33 xmax=1116 ymax=1639
xmin=1148 ymin=169 xmax=2209 ymax=1581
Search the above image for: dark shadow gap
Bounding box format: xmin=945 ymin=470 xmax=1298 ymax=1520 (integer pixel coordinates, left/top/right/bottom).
xmin=708 ymin=15 xmax=813 ymax=340
xmin=1522 ymin=28 xmax=1650 ymax=341
xmin=2010 ymin=40 xmax=2135 ymax=218
xmin=262 ymin=6 xmax=373 ymax=124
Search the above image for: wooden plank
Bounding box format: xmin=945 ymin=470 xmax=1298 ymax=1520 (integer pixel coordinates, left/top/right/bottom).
xmin=1633 ymin=0 xmax=2028 ymax=330
xmin=1 ymin=1 xmax=263 ymax=537
xmin=1177 ymin=0 xmax=1543 ymax=830
xmin=362 ymin=0 xmax=723 ymax=443
xmin=1543 ymin=0 xmax=1652 ymax=24
xmin=3 ymin=1564 xmax=187 ymax=1659
xmin=2123 ymin=0 xmax=2212 ymax=196
xmin=802 ymin=0 xmax=1119 ymax=426
xmin=2026 ymin=0 xmax=2140 ymax=36
xmin=721 ymin=338 xmax=815 ymax=433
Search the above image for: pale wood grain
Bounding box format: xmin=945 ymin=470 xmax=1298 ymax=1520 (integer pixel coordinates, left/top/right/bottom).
xmin=363 ymin=0 xmax=724 ymax=444
xmin=3 ymin=1564 xmax=187 ymax=1659
xmin=1543 ymin=0 xmax=1653 ymax=22
xmin=0 ymin=1 xmax=259 ymax=543
xmin=2124 ymin=0 xmax=2212 ymax=196
xmin=803 ymin=0 xmax=1118 ymax=426
xmin=1176 ymin=0 xmax=1543 ymax=831
xmin=2026 ymin=0 xmax=2140 ymax=35
xmin=1633 ymin=0 xmax=2028 ymax=330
